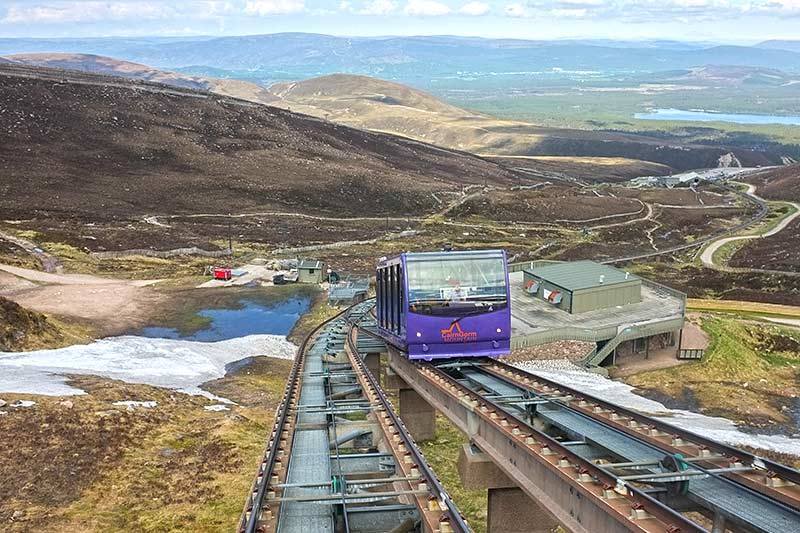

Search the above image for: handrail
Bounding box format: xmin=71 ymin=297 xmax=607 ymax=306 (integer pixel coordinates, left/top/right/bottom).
xmin=583 ymin=316 xmax=685 ymax=367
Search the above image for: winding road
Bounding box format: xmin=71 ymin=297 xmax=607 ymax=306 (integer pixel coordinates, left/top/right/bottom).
xmin=700 ymin=184 xmax=800 ymax=269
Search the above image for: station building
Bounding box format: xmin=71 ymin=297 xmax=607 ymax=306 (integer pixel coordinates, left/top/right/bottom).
xmin=510 ymin=260 xmax=704 ymax=369
xmin=522 ymin=260 xmax=641 ymax=314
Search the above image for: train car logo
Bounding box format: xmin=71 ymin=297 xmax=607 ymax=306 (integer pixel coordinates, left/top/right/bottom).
xmin=440 ymin=322 xmax=478 ymax=343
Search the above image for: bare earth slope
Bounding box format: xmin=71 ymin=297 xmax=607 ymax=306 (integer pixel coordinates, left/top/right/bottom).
xmin=268 ymin=74 xmax=785 ymax=172
xmin=3 ymin=53 xmax=279 ymax=106
xmin=0 ymin=63 xmax=518 ymax=224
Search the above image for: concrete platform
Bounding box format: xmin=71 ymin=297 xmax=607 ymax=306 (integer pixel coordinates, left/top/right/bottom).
xmin=510 ymin=271 xmax=683 ymax=340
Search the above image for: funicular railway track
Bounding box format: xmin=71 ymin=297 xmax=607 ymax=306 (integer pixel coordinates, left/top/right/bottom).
xmin=239 ymin=302 xmax=469 ymax=533
xmin=387 ymin=345 xmax=800 ymax=533
xmin=245 ymin=299 xmax=800 ymax=532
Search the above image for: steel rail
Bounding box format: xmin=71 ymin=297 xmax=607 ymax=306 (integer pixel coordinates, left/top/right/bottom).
xmin=386 ymin=347 xmax=706 ymax=533
xmin=242 ymin=300 xmax=472 ymax=532
xmin=480 ymin=358 xmax=800 ymax=510
xmin=457 ymin=359 xmax=800 ymax=532
xmin=239 ymin=307 xmax=350 ymax=533
xmin=345 ymin=310 xmax=471 ymax=533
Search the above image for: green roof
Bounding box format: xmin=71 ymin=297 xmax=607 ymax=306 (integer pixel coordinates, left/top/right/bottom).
xmin=524 ymin=261 xmax=639 ymax=292
xmin=299 ymin=259 xmax=324 ymax=269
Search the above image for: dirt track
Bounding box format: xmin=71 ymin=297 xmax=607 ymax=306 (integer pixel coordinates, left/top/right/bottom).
xmin=0 ymin=264 xmax=164 ymax=335
xmin=700 ymin=184 xmax=800 ymax=269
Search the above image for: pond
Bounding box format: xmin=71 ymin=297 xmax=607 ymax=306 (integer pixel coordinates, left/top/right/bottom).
xmin=634 ymin=108 xmax=800 ymax=126
xmin=138 ymin=289 xmax=312 ymax=342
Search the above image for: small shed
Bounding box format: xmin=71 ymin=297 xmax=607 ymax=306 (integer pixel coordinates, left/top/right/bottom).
xmin=298 ymin=259 xmax=326 ymax=283
xmin=523 ymin=261 xmax=641 ymax=314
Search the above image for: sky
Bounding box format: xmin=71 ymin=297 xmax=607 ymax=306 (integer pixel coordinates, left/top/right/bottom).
xmin=0 ymin=0 xmax=799 ymax=42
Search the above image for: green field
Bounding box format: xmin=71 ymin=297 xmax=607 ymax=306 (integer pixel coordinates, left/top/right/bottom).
xmin=445 ymin=85 xmax=800 ymax=146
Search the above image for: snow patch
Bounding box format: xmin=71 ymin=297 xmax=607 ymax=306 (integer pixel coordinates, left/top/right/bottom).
xmin=514 ymin=360 xmax=800 ymax=457
xmin=180 ymin=387 xmax=236 ymax=404
xmin=113 ymin=400 xmax=158 ymax=409
xmin=11 ymin=400 xmax=36 ymax=408
xmin=0 ymin=334 xmax=297 ymax=396
xmin=204 ymin=404 xmax=230 ymax=412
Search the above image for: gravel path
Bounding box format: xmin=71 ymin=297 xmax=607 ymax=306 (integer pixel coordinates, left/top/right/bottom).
xmin=700 ymin=184 xmax=800 ymax=269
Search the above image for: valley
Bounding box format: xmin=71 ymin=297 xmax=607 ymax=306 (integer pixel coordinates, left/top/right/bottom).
xmin=1 ymin=31 xmax=800 ymax=533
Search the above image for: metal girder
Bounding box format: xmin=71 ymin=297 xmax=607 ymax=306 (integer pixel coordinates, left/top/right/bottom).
xmin=388 ymin=349 xmax=704 ymax=533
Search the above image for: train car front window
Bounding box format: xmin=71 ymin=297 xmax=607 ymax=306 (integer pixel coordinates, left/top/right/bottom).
xmin=407 ymin=255 xmax=507 ymax=316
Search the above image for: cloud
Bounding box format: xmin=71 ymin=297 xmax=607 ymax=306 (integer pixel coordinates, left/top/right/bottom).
xmin=404 ymin=0 xmax=451 ymax=15
xmin=2 ymin=2 xmax=175 ymax=24
xmin=499 ymin=0 xmax=800 ymax=21
xmin=504 ymin=2 xmax=527 ymax=16
xmin=358 ymin=0 xmax=397 ymax=14
xmin=459 ymin=1 xmax=490 ymax=15
xmin=244 ymin=0 xmax=305 ymax=15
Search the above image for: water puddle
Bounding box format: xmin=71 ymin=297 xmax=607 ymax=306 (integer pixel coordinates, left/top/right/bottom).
xmin=136 ymin=289 xmax=312 ymax=341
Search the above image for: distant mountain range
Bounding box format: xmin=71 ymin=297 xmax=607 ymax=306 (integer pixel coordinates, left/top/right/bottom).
xmin=2 ymin=54 xmax=792 ymax=173
xmin=1 ymin=34 xmax=799 ymax=84
xmin=757 ymin=40 xmax=800 ymax=54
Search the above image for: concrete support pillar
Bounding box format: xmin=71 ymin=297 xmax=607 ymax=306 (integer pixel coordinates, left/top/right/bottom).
xmin=488 ymin=487 xmax=559 ymax=533
xmin=712 ymin=512 xmax=726 ymax=533
xmin=364 ymin=352 xmax=381 ymax=385
xmin=458 ymin=445 xmax=560 ymax=533
xmin=458 ymin=444 xmax=515 ymax=489
xmin=398 ymin=387 xmax=435 ymax=441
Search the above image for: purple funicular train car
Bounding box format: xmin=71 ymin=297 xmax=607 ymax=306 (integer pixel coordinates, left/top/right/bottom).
xmin=375 ymin=249 xmax=511 ymax=360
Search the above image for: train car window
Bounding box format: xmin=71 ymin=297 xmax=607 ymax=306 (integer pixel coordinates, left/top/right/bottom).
xmin=393 ymin=264 xmax=399 ymax=333
xmin=406 ymin=254 xmax=507 ymax=316
xmin=398 ymin=264 xmax=405 ymax=335
xmin=382 ymin=267 xmax=388 ymax=330
xmin=393 ymin=263 xmax=400 ymax=334
xmin=384 ymin=267 xmax=389 ymax=330
xmin=388 ymin=264 xmax=395 ymax=333
xmin=377 ymin=267 xmax=384 ymax=329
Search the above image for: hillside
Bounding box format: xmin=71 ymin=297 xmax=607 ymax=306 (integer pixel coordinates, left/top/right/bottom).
xmin=0 ymin=297 xmax=63 ymax=351
xmin=3 ymin=53 xmax=278 ymax=106
xmin=0 ymin=63 xmax=520 ymax=251
xmin=664 ymin=65 xmax=799 ymax=86
xmin=744 ymin=165 xmax=800 ymax=201
xmin=268 ymin=74 xmax=786 ymax=172
xmin=1 ymin=55 xmax=791 ymax=173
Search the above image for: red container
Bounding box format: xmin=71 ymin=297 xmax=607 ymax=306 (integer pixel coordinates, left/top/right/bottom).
xmin=212 ymin=267 xmax=232 ymax=281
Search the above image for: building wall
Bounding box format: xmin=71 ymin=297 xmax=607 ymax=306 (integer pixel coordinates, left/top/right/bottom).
xmin=298 ymin=267 xmax=324 ymax=283
xmin=571 ymin=281 xmax=641 ymax=313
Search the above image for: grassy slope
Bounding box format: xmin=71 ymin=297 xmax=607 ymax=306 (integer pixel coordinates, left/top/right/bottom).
xmin=0 ymin=296 xmax=93 ymax=351
xmin=0 ymin=359 xmax=293 ymax=532
xmin=687 ymin=299 xmax=800 ymax=318
xmin=420 ymin=416 xmax=488 ymax=533
xmin=627 ymin=317 xmax=800 ymax=428
xmin=1 ymin=284 xmax=343 ymax=531
xmin=452 ymin=86 xmax=800 ymax=145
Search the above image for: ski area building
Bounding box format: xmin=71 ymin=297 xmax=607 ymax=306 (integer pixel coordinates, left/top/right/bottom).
xmin=522 ymin=260 xmax=641 ymax=314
